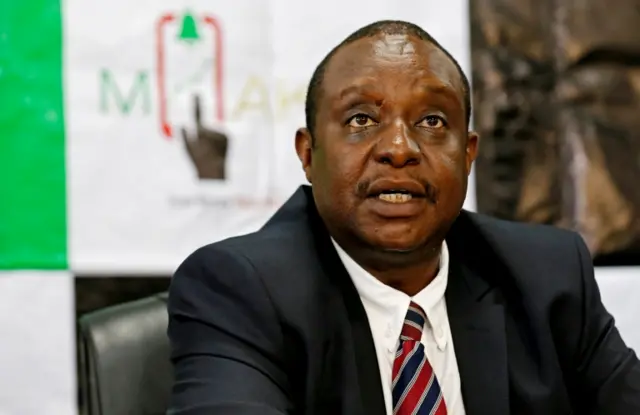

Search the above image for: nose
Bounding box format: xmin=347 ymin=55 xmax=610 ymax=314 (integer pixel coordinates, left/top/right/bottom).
xmin=373 ymin=123 xmax=421 ymax=168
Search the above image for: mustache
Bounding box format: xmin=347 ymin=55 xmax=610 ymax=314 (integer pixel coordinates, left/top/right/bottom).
xmin=355 ymin=177 xmax=438 ymax=204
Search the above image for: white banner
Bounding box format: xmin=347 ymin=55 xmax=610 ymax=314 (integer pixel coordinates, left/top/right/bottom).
xmin=66 ymin=0 xmax=276 ymax=273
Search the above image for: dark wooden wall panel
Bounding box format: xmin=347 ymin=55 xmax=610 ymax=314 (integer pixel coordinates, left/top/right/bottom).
xmin=471 ymin=0 xmax=640 ymax=264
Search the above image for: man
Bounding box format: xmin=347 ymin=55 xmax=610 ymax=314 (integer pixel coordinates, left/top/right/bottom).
xmin=167 ymin=20 xmax=640 ymax=415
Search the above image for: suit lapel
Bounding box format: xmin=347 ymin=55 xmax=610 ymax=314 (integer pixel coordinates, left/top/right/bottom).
xmin=306 ymin=188 xmax=386 ymax=415
xmin=446 ymin=213 xmax=510 ymax=415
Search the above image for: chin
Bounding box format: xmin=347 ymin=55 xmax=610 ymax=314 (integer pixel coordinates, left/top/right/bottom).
xmin=379 ymin=240 xmax=423 ymax=253
xmin=364 ymin=229 xmax=425 ymax=253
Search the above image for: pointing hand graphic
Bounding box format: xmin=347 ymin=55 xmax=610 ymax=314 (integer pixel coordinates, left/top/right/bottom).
xmin=182 ymin=95 xmax=229 ymax=180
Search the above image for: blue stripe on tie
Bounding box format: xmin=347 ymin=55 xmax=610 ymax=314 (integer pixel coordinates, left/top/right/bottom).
xmin=392 ymin=343 xmax=425 ymax=407
xmin=416 ymin=374 xmax=441 ymax=415
xmin=405 ymin=307 xmax=426 ymax=329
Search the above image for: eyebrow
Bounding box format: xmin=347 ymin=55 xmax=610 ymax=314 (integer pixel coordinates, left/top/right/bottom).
xmin=333 ymin=81 xmax=462 ymax=110
xmin=420 ymin=83 xmax=462 ymax=106
xmin=337 ymin=83 xmax=380 ymax=101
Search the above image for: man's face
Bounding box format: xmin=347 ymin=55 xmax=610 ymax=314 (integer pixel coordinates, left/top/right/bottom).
xmin=297 ymin=33 xmax=478 ymax=253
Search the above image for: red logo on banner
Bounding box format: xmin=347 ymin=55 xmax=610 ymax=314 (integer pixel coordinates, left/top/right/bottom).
xmin=155 ymin=12 xmax=224 ymax=139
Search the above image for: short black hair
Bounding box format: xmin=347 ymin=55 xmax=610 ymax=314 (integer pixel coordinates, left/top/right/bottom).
xmin=304 ymin=20 xmax=471 ymax=138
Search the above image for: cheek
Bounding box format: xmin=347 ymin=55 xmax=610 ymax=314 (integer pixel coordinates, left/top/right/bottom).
xmin=429 ymin=147 xmax=468 ymax=191
xmin=337 ymin=143 xmax=365 ymax=174
xmin=313 ymin=146 xmax=363 ymax=199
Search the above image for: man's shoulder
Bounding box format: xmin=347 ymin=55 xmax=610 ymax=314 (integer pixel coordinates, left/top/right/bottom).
xmin=455 ymin=211 xmax=589 ymax=299
xmin=456 ymin=210 xmax=585 ymax=272
xmin=464 ymin=210 xmax=579 ymax=249
xmin=183 ymin=218 xmax=315 ymax=273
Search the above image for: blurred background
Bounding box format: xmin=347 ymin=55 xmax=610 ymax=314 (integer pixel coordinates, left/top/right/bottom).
xmin=1 ymin=0 xmax=639 ymax=414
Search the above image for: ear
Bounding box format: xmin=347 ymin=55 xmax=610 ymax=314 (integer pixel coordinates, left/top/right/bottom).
xmin=295 ymin=128 xmax=313 ymax=183
xmin=465 ymin=131 xmax=479 ymax=175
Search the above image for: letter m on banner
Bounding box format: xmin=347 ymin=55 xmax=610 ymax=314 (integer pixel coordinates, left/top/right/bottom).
xmin=99 ymin=69 xmax=151 ymax=115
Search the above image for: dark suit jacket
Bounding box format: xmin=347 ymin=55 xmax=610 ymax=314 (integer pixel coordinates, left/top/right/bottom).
xmin=167 ymin=185 xmax=640 ymax=415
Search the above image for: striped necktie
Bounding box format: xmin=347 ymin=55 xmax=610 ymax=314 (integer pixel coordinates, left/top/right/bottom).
xmin=392 ymin=301 xmax=447 ymax=415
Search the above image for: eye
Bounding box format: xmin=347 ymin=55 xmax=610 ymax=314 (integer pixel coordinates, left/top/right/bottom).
xmin=418 ymin=115 xmax=446 ymax=129
xmin=347 ymin=114 xmax=377 ymax=128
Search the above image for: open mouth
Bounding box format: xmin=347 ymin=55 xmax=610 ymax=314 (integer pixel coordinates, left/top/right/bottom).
xmin=376 ymin=190 xmax=421 ymax=203
xmin=365 ymin=179 xmax=428 ymax=206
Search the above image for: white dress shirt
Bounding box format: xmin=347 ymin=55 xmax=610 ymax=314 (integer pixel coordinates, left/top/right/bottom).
xmin=332 ymin=239 xmax=466 ymax=415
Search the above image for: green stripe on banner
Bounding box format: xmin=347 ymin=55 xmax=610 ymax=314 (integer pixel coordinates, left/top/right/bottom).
xmin=0 ymin=0 xmax=66 ymax=269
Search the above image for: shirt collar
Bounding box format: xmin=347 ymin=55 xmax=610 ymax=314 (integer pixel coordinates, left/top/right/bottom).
xmin=331 ymin=238 xmax=450 ymax=352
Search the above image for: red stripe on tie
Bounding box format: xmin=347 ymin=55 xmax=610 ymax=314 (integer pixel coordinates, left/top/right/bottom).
xmin=434 ymin=396 xmax=448 ymax=415
xmin=401 ymin=324 xmax=422 ymax=341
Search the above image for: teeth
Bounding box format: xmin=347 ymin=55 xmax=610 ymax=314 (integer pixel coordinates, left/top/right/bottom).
xmin=379 ymin=193 xmax=412 ymax=203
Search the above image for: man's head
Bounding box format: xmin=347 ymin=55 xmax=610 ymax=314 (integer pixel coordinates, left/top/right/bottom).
xmin=295 ymin=20 xmax=478 ymax=263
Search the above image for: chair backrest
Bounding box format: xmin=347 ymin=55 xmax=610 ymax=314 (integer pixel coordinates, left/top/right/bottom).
xmin=78 ymin=292 xmax=172 ymax=415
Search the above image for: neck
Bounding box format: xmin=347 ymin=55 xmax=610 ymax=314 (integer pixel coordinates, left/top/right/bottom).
xmin=342 ymin=240 xmax=443 ymax=296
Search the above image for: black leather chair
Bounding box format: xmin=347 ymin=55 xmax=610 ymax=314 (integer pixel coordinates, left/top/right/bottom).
xmin=78 ymin=292 xmax=172 ymax=415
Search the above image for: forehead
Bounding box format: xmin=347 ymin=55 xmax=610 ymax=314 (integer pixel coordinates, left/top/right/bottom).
xmin=322 ymin=33 xmax=464 ymax=102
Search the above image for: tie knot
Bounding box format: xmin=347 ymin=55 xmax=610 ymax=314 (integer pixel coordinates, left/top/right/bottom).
xmin=400 ymin=302 xmax=426 ymax=342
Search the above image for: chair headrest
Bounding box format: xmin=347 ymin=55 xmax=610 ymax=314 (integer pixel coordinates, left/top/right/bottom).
xmin=78 ymin=292 xmax=172 ymax=415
